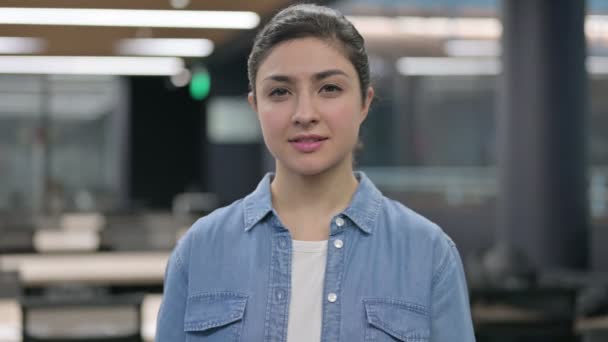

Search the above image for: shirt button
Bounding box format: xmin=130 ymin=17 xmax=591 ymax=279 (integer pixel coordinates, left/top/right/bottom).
xmin=276 ymin=289 xmax=286 ymax=302
xmin=333 ymin=239 xmax=344 ymax=249
xmin=278 ymin=237 xmax=289 ymax=249
xmin=335 ymin=217 xmax=345 ymax=227
xmin=327 ymin=293 xmax=338 ymax=303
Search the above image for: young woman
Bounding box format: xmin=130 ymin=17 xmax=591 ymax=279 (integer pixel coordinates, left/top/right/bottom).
xmin=156 ymin=4 xmax=475 ymax=342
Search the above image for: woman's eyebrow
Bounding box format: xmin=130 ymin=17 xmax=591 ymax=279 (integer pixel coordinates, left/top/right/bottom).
xmin=263 ymin=74 xmax=293 ymax=83
xmin=313 ymin=69 xmax=349 ymax=81
xmin=263 ymin=69 xmax=349 ymax=84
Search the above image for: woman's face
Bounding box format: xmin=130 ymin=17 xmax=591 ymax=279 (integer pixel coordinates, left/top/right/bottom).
xmin=249 ymin=37 xmax=374 ymax=177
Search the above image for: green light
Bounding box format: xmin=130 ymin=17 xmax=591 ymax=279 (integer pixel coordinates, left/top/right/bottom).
xmin=189 ymin=69 xmax=211 ymax=100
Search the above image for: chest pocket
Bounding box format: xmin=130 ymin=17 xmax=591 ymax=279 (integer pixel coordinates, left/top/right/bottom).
xmin=184 ymin=292 xmax=248 ymax=342
xmin=363 ymin=298 xmax=430 ymax=342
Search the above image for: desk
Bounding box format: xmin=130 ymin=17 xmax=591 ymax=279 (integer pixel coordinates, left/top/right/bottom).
xmin=471 ymin=287 xmax=577 ymax=341
xmin=21 ymin=293 xmax=143 ymax=341
xmin=0 ymin=252 xmax=169 ymax=286
xmin=141 ymin=294 xmax=162 ymax=342
xmin=0 ymin=299 xmax=21 ymax=342
xmin=26 ymin=306 xmax=138 ymax=340
xmin=472 ymin=303 xmax=546 ymax=323
xmin=577 ymin=315 xmax=608 ymax=331
xmin=33 ymin=229 xmax=99 ymax=252
xmin=576 ymin=315 xmax=608 ymax=342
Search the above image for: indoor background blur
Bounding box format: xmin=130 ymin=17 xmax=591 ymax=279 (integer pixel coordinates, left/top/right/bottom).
xmin=0 ymin=0 xmax=607 ymax=341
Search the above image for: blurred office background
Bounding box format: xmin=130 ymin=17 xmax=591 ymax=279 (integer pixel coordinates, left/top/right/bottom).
xmin=0 ymin=0 xmax=607 ymax=341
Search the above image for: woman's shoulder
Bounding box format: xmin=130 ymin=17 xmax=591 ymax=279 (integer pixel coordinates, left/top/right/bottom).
xmin=379 ymin=196 xmax=461 ymax=276
xmin=168 ymin=198 xmax=250 ymax=270
xmin=178 ymin=198 xmax=248 ymax=244
xmin=380 ymin=196 xmax=456 ymax=249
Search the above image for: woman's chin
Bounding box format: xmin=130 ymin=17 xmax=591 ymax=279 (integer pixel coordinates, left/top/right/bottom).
xmin=280 ymin=158 xmax=346 ymax=178
xmin=286 ymin=165 xmax=327 ymax=177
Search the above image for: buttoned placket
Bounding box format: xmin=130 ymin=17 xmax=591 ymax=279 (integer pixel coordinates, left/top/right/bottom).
xmin=320 ymin=215 xmax=348 ymax=341
xmin=264 ymin=216 xmax=293 ymax=342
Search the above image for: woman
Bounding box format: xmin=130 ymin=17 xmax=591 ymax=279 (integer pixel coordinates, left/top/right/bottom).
xmin=156 ymin=4 xmax=475 ymax=341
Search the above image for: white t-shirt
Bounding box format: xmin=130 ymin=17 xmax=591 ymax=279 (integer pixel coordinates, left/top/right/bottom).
xmin=286 ymin=239 xmax=328 ymax=342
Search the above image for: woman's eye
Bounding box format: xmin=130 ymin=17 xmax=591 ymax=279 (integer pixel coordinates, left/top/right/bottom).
xmin=320 ymin=84 xmax=342 ymax=94
xmin=269 ymin=88 xmax=289 ymax=97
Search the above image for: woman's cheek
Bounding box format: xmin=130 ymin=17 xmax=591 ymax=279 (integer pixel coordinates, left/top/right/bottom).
xmin=259 ymin=111 xmax=287 ymax=151
xmin=326 ymin=102 xmax=360 ymax=130
xmin=262 ymin=110 xmax=285 ymax=133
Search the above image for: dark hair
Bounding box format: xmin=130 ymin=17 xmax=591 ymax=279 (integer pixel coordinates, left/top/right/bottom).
xmin=247 ymin=4 xmax=370 ymax=104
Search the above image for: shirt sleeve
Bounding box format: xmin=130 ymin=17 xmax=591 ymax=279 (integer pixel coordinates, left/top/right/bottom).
xmin=430 ymin=237 xmax=476 ymax=342
xmin=156 ymin=247 xmax=188 ymax=341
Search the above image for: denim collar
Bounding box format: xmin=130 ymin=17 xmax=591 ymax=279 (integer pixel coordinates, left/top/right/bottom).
xmin=243 ymin=171 xmax=383 ymax=234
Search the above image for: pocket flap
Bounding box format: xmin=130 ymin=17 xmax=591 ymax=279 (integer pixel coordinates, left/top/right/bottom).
xmin=184 ymin=292 xmax=247 ymax=332
xmin=363 ymin=298 xmax=430 ymax=341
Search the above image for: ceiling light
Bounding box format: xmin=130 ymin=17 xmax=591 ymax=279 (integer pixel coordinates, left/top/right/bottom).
xmin=397 ymin=57 xmax=608 ymax=76
xmin=0 ymin=37 xmax=46 ymax=54
xmin=170 ymin=68 xmax=192 ymax=87
xmin=444 ymin=39 xmax=501 ymax=57
xmin=350 ymin=15 xmax=608 ymax=42
xmin=170 ymin=0 xmax=190 ymax=9
xmin=0 ymin=56 xmax=185 ymax=75
xmin=588 ymin=57 xmax=608 ymax=75
xmin=397 ymin=17 xmax=502 ymax=39
xmin=346 ymin=16 xmax=397 ymax=37
xmin=116 ymin=38 xmax=214 ymax=57
xmin=396 ymin=57 xmax=501 ymax=76
xmin=0 ymin=8 xmax=260 ymax=29
xmin=586 ymin=15 xmax=608 ymax=41
xmin=347 ymin=16 xmax=502 ymax=39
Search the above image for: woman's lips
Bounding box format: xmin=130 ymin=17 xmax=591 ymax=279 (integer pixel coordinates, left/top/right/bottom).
xmin=289 ymin=136 xmax=328 ymax=153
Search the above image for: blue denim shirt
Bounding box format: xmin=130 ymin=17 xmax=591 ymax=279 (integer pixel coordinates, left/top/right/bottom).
xmin=156 ymin=172 xmax=475 ymax=341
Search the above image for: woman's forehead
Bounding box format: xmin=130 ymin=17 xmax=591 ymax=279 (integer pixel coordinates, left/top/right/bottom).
xmin=257 ymin=37 xmax=356 ymax=80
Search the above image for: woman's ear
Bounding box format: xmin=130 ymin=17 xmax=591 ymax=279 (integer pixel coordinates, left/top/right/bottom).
xmin=247 ymin=92 xmax=261 ymax=121
xmin=247 ymin=92 xmax=257 ymax=113
xmin=360 ymin=86 xmax=375 ymax=123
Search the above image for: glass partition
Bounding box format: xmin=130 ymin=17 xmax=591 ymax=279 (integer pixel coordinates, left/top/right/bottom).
xmin=0 ymin=75 xmax=128 ymax=215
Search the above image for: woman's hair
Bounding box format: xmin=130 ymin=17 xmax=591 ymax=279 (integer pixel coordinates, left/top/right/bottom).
xmin=247 ymin=4 xmax=370 ymax=104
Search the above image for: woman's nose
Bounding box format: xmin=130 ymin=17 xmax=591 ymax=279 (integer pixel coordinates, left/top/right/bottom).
xmin=292 ymin=95 xmax=319 ymax=126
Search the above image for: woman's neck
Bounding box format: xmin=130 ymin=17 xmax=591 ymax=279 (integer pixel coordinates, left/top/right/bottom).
xmin=270 ymin=161 xmax=359 ymax=220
